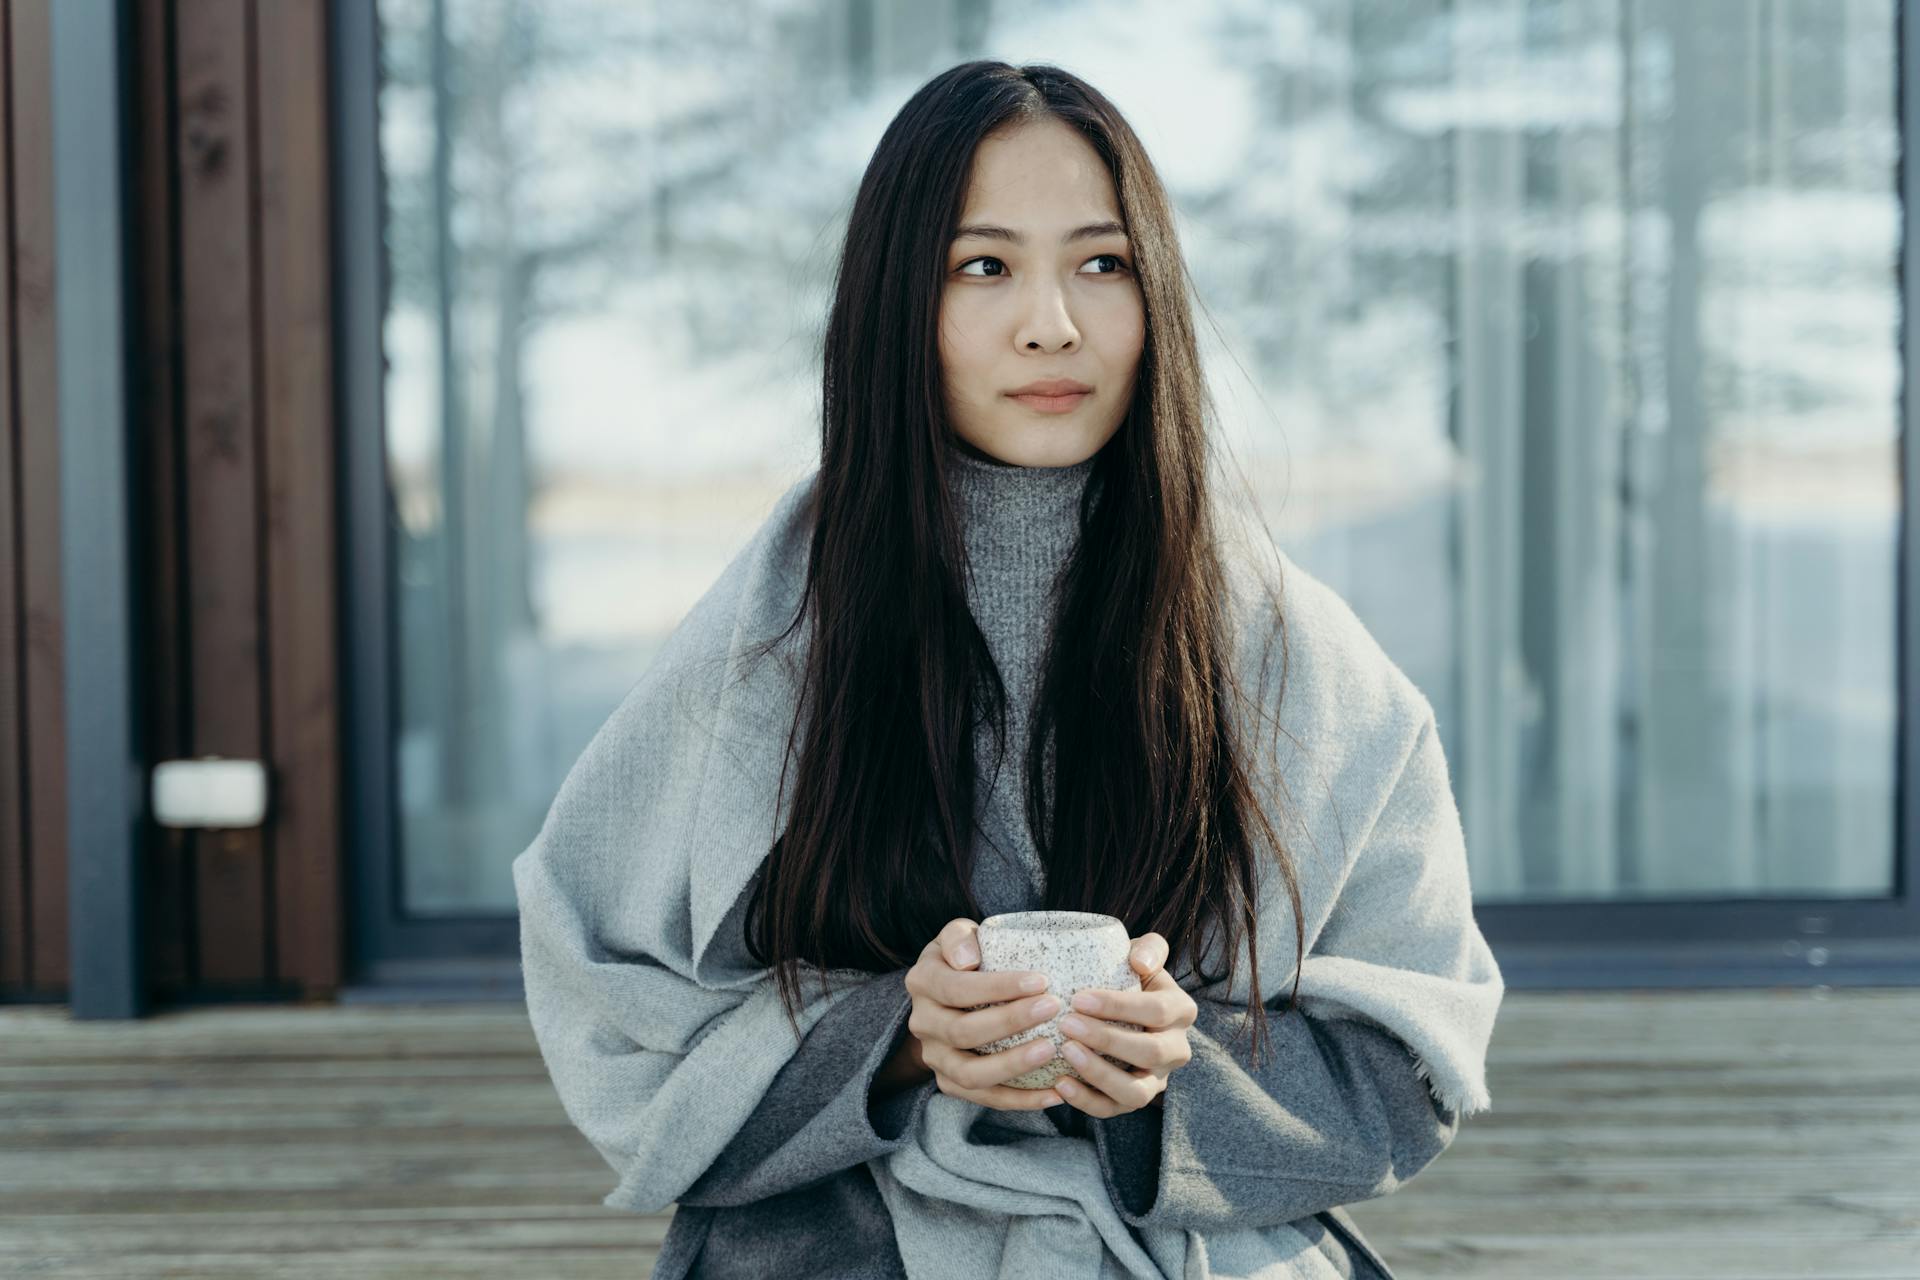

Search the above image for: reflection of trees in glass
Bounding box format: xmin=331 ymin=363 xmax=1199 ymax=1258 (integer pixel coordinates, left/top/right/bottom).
xmin=372 ymin=0 xmax=1901 ymax=912
xmin=1622 ymin=0 xmax=1898 ymax=899
xmin=378 ymin=0 xmax=918 ymax=879
xmin=381 ymin=0 xmax=670 ymax=815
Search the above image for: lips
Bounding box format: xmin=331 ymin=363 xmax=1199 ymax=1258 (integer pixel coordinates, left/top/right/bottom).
xmin=1006 ymin=378 xmax=1094 ymax=415
xmin=1007 ymin=378 xmax=1093 ymax=398
xmin=1010 ymin=391 xmax=1089 ymax=413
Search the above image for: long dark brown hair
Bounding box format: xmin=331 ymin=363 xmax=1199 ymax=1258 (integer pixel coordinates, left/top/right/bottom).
xmin=738 ymin=60 xmax=1302 ymax=1067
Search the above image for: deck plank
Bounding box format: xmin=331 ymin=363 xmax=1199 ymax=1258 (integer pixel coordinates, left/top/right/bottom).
xmin=0 ymin=990 xmax=1915 ymax=1277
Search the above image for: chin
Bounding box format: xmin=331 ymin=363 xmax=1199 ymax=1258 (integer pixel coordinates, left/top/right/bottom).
xmin=966 ymin=425 xmax=1114 ymax=469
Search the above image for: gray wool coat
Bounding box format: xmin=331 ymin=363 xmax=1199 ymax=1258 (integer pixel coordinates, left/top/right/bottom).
xmin=636 ymin=446 xmax=1461 ymax=1278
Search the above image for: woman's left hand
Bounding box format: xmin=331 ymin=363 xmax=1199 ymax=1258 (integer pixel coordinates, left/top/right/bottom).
xmin=1053 ymin=931 xmax=1196 ymax=1117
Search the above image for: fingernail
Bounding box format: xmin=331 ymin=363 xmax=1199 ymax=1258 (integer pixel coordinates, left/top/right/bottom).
xmin=1063 ymin=1042 xmax=1087 ymax=1063
xmin=1026 ymin=1042 xmax=1053 ymax=1063
xmin=1029 ymin=996 xmax=1060 ymax=1019
xmin=1072 ymin=992 xmax=1102 ymax=1013
xmin=1060 ymin=1015 xmax=1088 ymax=1036
xmin=1019 ymin=974 xmax=1047 ymax=992
xmin=954 ymin=943 xmax=978 ymax=966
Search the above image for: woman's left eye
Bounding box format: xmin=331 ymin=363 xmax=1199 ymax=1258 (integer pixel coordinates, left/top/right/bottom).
xmin=1081 ymin=253 xmax=1130 ymax=275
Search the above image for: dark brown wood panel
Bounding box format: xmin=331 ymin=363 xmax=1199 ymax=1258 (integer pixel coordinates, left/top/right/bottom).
xmin=175 ymin=0 xmax=268 ymax=988
xmin=135 ymin=0 xmax=193 ymax=995
xmin=5 ymin=0 xmax=348 ymax=1005
xmin=256 ymin=0 xmax=342 ymax=996
xmin=0 ymin=0 xmax=25 ymax=993
xmin=8 ymin=0 xmax=66 ymax=995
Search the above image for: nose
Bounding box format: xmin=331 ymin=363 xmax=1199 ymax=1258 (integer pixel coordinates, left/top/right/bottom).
xmin=1014 ymin=280 xmax=1079 ymax=354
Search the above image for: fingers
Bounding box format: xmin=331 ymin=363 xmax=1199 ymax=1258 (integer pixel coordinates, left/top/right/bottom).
xmin=908 ymin=923 xmax=1046 ymax=1010
xmin=923 ymin=1032 xmax=1068 ymax=1097
xmin=1058 ymin=1006 xmax=1193 ymax=1074
xmin=1066 ymin=967 xmax=1196 ymax=1031
xmin=922 ymin=958 xmax=1048 ymax=1012
xmin=1128 ymin=931 xmax=1170 ymax=981
xmin=1053 ymin=1077 xmax=1124 ymax=1118
xmin=948 ymin=1080 xmax=1065 ymax=1111
xmin=946 ymin=990 xmax=1063 ymax=1051
xmin=1046 ymin=933 xmax=1182 ymax=1118
xmin=946 ymin=967 xmax=1051 ymax=1009
xmin=1054 ymin=1048 xmax=1163 ymax=1117
xmin=911 ymin=987 xmax=1061 ymax=1053
xmin=936 ymin=918 xmax=982 ymax=969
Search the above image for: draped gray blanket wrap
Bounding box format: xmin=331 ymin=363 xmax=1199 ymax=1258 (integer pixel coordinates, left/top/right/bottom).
xmin=511 ymin=467 xmax=1503 ymax=1278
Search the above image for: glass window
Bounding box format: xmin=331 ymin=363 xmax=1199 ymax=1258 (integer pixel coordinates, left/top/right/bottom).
xmin=374 ymin=0 xmax=1900 ymax=915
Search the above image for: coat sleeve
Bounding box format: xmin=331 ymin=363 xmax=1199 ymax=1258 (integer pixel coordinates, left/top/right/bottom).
xmin=1085 ymin=1002 xmax=1458 ymax=1229
xmin=671 ymin=900 xmax=941 ymax=1211
xmin=1086 ymin=711 xmax=1490 ymax=1230
xmin=510 ymin=645 xmax=895 ymax=1217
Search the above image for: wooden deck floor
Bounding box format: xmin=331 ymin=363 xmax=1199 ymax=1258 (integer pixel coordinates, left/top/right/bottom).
xmin=1 ymin=989 xmax=1915 ymax=1278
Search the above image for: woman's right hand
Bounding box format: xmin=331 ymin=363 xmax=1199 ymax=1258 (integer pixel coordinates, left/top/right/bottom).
xmin=899 ymin=918 xmax=1067 ymax=1111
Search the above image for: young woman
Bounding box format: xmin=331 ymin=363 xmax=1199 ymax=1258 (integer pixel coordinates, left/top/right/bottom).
xmin=513 ymin=60 xmax=1502 ymax=1280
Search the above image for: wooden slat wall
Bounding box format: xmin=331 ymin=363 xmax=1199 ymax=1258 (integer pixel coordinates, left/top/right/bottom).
xmin=255 ymin=0 xmax=342 ymax=997
xmin=176 ymin=0 xmax=270 ymax=990
xmin=0 ymin=0 xmax=67 ymax=999
xmin=3 ymin=0 xmax=343 ymax=1004
xmin=163 ymin=0 xmax=344 ymax=1001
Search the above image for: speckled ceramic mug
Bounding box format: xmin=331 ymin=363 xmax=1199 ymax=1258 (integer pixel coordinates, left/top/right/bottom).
xmin=972 ymin=910 xmax=1144 ymax=1090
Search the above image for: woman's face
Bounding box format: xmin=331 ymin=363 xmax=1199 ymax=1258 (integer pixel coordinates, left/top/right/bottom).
xmin=939 ymin=118 xmax=1145 ymax=468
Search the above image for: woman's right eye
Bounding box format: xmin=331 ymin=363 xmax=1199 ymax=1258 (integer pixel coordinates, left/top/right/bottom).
xmin=956 ymin=257 xmax=1006 ymax=277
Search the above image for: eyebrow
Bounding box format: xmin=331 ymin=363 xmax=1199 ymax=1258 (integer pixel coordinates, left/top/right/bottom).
xmin=950 ymin=220 xmax=1128 ymax=245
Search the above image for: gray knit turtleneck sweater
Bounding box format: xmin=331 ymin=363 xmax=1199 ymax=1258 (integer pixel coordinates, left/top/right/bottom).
xmin=941 ymin=440 xmax=1099 ymax=915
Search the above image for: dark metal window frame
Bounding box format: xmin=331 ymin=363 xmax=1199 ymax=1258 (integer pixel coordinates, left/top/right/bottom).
xmin=56 ymin=0 xmax=144 ymax=1018
xmin=326 ymin=0 xmax=1920 ymax=992
xmin=331 ymin=1 xmax=518 ymax=989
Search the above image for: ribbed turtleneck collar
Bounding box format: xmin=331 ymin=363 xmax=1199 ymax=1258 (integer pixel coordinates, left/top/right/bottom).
xmin=940 ymin=439 xmax=1099 ymax=907
xmin=942 ymin=441 xmax=1097 ymax=602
